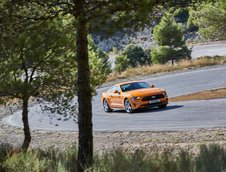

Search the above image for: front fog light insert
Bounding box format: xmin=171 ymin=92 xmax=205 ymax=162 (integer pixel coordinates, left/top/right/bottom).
xmin=132 ymin=96 xmax=140 ymax=100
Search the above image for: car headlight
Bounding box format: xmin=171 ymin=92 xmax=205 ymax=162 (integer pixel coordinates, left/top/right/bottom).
xmin=131 ymin=96 xmax=140 ymax=100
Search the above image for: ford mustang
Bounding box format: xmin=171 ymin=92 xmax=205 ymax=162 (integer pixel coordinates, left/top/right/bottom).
xmin=101 ymin=81 xmax=168 ymax=113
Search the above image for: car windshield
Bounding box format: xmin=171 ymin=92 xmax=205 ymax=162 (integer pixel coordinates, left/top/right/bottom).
xmin=120 ymin=82 xmax=150 ymax=92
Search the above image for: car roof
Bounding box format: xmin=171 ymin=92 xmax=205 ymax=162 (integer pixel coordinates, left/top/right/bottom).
xmin=116 ymin=80 xmax=141 ymax=86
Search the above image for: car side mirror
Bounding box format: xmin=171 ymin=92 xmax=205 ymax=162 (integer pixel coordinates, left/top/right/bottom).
xmin=150 ymin=84 xmax=155 ymax=88
xmin=114 ymin=90 xmax=119 ymax=94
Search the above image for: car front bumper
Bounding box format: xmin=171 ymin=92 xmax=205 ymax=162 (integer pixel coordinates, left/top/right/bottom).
xmin=131 ymin=97 xmax=168 ymax=109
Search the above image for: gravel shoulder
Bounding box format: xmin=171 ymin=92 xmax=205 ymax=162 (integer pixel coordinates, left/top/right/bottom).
xmin=1 ymin=107 xmax=226 ymax=154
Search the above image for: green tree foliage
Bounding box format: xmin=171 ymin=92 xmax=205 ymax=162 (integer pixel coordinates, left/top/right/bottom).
xmin=152 ymin=46 xmax=171 ymax=64
xmin=187 ymin=13 xmax=198 ymax=32
xmin=88 ymin=36 xmax=111 ymax=87
xmin=145 ymin=48 xmax=152 ymax=65
xmin=173 ymin=8 xmax=189 ymax=23
xmin=115 ymin=55 xmax=129 ymax=73
xmin=115 ymin=44 xmax=150 ymax=72
xmin=188 ymin=0 xmax=226 ymax=40
xmin=122 ymin=44 xmax=149 ymax=67
xmin=153 ymin=13 xmax=184 ymax=47
xmin=0 ymin=13 xmax=109 ymax=150
xmin=152 ymin=12 xmax=191 ymax=65
xmin=0 ymin=17 xmax=77 ymax=149
xmin=89 ymin=48 xmax=111 ymax=92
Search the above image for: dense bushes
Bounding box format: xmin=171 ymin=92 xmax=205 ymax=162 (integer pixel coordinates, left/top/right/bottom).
xmin=1 ymin=145 xmax=78 ymax=172
xmin=115 ymin=44 xmax=151 ymax=72
xmin=115 ymin=55 xmax=129 ymax=73
xmin=0 ymin=144 xmax=13 ymax=172
xmin=1 ymin=143 xmax=226 ymax=172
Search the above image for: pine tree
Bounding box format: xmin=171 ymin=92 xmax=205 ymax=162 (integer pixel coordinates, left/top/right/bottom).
xmin=152 ymin=13 xmax=191 ymax=65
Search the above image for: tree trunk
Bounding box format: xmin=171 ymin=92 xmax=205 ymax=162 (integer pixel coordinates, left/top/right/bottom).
xmin=22 ymin=97 xmax=31 ymax=150
xmin=169 ymin=46 xmax=174 ymax=66
xmin=74 ymin=1 xmax=93 ymax=171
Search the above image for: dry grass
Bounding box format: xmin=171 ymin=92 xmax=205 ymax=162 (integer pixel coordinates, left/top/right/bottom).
xmin=170 ymin=88 xmax=226 ymax=102
xmin=107 ymin=56 xmax=226 ymax=82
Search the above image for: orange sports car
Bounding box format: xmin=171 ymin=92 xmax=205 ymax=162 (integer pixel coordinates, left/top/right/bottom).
xmin=101 ymin=81 xmax=168 ymax=113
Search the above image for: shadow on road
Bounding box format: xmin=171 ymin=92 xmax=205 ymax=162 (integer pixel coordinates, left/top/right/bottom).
xmin=111 ymin=105 xmax=183 ymax=114
xmin=136 ymin=105 xmax=183 ymax=113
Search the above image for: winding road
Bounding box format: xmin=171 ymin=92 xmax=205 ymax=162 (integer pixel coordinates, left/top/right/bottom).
xmin=4 ymin=64 xmax=226 ymax=131
xmin=2 ymin=41 xmax=226 ymax=131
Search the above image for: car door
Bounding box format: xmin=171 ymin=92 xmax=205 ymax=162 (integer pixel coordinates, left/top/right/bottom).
xmin=110 ymin=86 xmax=123 ymax=108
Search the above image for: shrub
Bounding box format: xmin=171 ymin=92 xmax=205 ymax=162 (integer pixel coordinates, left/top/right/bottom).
xmin=122 ymin=44 xmax=149 ymax=67
xmin=195 ymin=144 xmax=226 ymax=172
xmin=151 ymin=46 xmax=172 ymax=64
xmin=94 ymin=149 xmax=156 ymax=172
xmin=0 ymin=144 xmax=13 ymax=172
xmin=3 ymin=151 xmax=48 ymax=172
xmin=1 ymin=145 xmax=78 ymax=172
xmin=38 ymin=145 xmax=77 ymax=172
xmin=115 ymin=44 xmax=150 ymax=72
xmin=1 ymin=143 xmax=226 ymax=171
xmin=115 ymin=55 xmax=129 ymax=73
xmin=176 ymin=150 xmax=193 ymax=172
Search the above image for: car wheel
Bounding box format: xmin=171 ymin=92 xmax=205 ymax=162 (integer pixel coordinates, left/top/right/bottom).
xmin=158 ymin=104 xmax=167 ymax=109
xmin=103 ymin=99 xmax=112 ymax=112
xmin=124 ymin=99 xmax=133 ymax=113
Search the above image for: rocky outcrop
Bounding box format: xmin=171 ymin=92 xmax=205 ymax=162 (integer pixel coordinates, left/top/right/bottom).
xmin=92 ymin=27 xmax=155 ymax=52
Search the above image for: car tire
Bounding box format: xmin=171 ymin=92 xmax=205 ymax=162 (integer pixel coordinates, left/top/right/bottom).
xmin=103 ymin=99 xmax=112 ymax=112
xmin=124 ymin=99 xmax=133 ymax=113
xmin=158 ymin=104 xmax=167 ymax=109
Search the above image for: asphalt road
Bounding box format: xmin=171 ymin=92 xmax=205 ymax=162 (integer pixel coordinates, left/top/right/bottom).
xmin=191 ymin=41 xmax=226 ymax=58
xmin=4 ymin=65 xmax=226 ymax=131
xmin=108 ymin=41 xmax=226 ymax=64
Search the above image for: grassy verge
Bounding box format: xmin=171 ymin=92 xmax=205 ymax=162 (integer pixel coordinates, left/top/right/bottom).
xmin=107 ymin=56 xmax=226 ymax=82
xmin=0 ymin=143 xmax=226 ymax=172
xmin=170 ymin=88 xmax=226 ymax=102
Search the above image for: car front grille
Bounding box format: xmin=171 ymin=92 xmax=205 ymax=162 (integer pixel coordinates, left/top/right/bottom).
xmin=142 ymin=94 xmax=165 ymax=101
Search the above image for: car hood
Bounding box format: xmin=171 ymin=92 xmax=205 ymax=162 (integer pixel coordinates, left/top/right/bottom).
xmin=124 ymin=88 xmax=165 ymax=97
